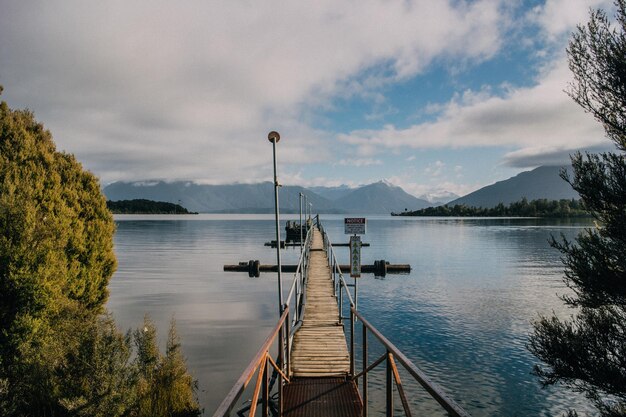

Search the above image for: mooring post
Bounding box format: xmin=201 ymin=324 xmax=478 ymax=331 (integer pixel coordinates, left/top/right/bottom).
xmin=268 ymin=131 xmax=283 ymax=315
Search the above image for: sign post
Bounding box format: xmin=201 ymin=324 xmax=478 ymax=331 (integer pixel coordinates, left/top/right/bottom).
xmin=345 ymin=217 xmax=366 ymax=314
xmin=349 ymin=235 xmax=361 ymax=278
xmin=344 ymin=217 xmax=366 ymax=235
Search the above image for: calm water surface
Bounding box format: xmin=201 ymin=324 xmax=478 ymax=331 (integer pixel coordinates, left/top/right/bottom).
xmin=108 ymin=214 xmax=595 ymax=416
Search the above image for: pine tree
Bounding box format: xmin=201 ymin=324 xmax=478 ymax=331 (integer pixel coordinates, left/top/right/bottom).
xmin=134 ymin=316 xmax=201 ymax=417
xmin=528 ymin=2 xmax=626 ymax=415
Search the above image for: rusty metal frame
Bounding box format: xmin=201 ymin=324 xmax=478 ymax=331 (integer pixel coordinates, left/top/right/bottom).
xmin=353 ymin=310 xmax=472 ymax=417
xmin=212 ymin=307 xmax=290 ymax=417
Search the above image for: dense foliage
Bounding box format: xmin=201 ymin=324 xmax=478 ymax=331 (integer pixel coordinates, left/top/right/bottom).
xmin=107 ymin=199 xmax=196 ymax=214
xmin=393 ymin=198 xmax=586 ymax=217
xmin=0 ymin=89 xmax=200 ymax=416
xmin=0 ymin=91 xmax=117 ymax=382
xmin=528 ymin=2 xmax=626 ymax=415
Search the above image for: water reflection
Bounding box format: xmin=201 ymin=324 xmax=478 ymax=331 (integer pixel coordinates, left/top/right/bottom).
xmin=108 ymin=215 xmax=595 ymax=416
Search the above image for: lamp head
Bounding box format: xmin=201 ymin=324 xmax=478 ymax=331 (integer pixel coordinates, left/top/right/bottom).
xmin=267 ymin=131 xmax=280 ymax=143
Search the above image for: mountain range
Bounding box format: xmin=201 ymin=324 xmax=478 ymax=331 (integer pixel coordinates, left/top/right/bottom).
xmin=103 ymin=180 xmax=431 ymax=214
xmin=103 ymin=165 xmax=578 ymax=214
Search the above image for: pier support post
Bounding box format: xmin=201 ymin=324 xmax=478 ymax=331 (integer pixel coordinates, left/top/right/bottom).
xmin=363 ymin=325 xmax=368 ymax=417
xmin=262 ymin=358 xmax=269 ymax=417
xmin=386 ymin=352 xmax=393 ymax=417
xmin=278 ymin=324 xmax=284 ymax=416
xmin=350 ymin=308 xmax=355 ymax=379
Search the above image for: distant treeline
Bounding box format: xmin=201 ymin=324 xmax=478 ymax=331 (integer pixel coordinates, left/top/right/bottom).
xmin=107 ymin=199 xmax=197 ymax=214
xmin=393 ymin=198 xmax=589 ymax=218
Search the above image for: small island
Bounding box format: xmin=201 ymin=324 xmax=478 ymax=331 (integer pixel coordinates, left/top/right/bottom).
xmin=393 ymin=198 xmax=589 ymax=218
xmin=107 ymin=199 xmax=198 ymax=214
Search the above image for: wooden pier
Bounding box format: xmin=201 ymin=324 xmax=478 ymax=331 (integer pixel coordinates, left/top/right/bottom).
xmin=214 ymin=218 xmax=470 ymax=417
xmin=290 ymin=228 xmax=350 ymax=377
xmin=284 ymin=227 xmax=360 ymax=416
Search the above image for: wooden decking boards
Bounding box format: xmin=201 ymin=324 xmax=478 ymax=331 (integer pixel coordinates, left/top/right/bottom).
xmin=290 ymin=228 xmax=350 ymax=377
xmin=283 ymin=226 xmax=361 ymax=417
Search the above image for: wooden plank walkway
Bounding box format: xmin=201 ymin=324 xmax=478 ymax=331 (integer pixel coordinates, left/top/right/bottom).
xmin=285 ymin=226 xmax=361 ymax=417
xmin=290 ymin=227 xmax=350 ymax=377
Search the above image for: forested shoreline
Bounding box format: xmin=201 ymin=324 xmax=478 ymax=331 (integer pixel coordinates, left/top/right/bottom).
xmin=107 ymin=199 xmax=197 ymax=214
xmin=393 ymin=198 xmax=589 ymax=217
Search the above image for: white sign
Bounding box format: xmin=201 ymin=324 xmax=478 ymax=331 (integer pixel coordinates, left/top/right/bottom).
xmin=344 ymin=217 xmax=367 ymax=234
xmin=350 ymin=235 xmax=361 ymax=278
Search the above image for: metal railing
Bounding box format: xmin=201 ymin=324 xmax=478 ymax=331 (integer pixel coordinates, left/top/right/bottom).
xmin=213 ymin=223 xmax=313 ymax=417
xmin=318 ymin=225 xmax=471 ymax=417
xmin=212 ymin=307 xmax=290 ymax=417
xmin=285 ymin=224 xmax=313 ymax=351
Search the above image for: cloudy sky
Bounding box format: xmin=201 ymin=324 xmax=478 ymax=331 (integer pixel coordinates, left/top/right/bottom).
xmin=0 ymin=0 xmax=615 ymax=198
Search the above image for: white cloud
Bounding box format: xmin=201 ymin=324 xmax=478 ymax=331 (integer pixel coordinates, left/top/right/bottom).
xmin=338 ymin=58 xmax=607 ymax=167
xmin=337 ymin=158 xmax=383 ymax=167
xmin=0 ymin=0 xmax=507 ymax=184
xmin=529 ymin=0 xmax=612 ymax=40
xmin=385 ymin=174 xmax=481 ymax=200
xmin=424 ymin=160 xmax=446 ymax=177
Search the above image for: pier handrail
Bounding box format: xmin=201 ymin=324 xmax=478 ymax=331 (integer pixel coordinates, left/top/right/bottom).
xmin=212 ymin=306 xmax=290 ymax=417
xmin=318 ymin=223 xmax=471 ymax=417
xmin=285 ymin=224 xmax=313 ymax=316
xmin=352 ymin=308 xmax=471 ymax=417
xmin=284 ymin=224 xmax=313 ymax=353
xmin=318 ymin=222 xmax=354 ymax=307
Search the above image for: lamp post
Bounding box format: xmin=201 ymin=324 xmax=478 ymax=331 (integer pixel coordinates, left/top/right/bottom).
xmin=303 ymin=194 xmax=308 ymax=230
xmin=268 ymin=131 xmax=283 ymax=315
xmin=299 ymin=192 xmax=303 ymax=254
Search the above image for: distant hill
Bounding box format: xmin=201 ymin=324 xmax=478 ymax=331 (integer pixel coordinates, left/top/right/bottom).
xmin=334 ymin=180 xmax=430 ymax=213
xmin=104 ymin=181 xmax=337 ymax=214
xmin=448 ymin=166 xmax=578 ymax=208
xmin=308 ymin=185 xmax=353 ymax=201
xmin=103 ymin=180 xmax=427 ymax=214
xmin=418 ymin=190 xmax=460 ymax=205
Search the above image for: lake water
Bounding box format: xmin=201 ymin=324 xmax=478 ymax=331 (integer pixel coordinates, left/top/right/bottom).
xmin=107 ymin=214 xmax=596 ymax=416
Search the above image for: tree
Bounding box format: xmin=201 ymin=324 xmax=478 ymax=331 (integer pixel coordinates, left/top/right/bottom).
xmin=134 ymin=317 xmax=201 ymax=417
xmin=0 ymin=90 xmax=200 ymax=416
xmin=0 ymin=88 xmax=118 ymax=414
xmin=528 ymin=2 xmax=626 ymax=416
xmin=0 ymin=89 xmax=117 ymax=344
